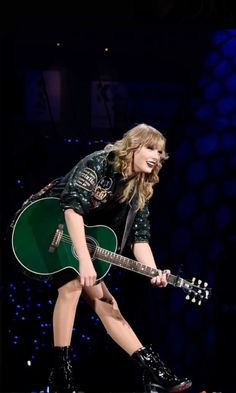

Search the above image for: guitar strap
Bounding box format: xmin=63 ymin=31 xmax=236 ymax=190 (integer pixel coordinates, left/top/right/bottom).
xmin=9 ymin=177 xmax=62 ymax=230
xmin=119 ymin=189 xmax=138 ymax=254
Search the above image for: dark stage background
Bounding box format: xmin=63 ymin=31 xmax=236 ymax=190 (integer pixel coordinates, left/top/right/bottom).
xmin=1 ymin=12 xmax=236 ymax=393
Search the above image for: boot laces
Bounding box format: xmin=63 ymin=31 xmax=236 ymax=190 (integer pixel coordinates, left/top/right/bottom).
xmin=149 ymin=350 xmax=177 ymax=378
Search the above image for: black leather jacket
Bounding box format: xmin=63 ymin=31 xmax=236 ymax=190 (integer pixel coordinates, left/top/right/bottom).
xmin=48 ymin=149 xmax=151 ymax=248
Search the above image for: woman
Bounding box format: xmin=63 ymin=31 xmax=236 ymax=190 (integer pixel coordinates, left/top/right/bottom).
xmin=26 ymin=123 xmax=193 ymax=392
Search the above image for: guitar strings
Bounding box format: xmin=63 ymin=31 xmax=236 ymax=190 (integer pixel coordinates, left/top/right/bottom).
xmin=59 ymin=235 xmax=208 ymax=300
xmin=61 ymin=234 xmax=97 ymax=254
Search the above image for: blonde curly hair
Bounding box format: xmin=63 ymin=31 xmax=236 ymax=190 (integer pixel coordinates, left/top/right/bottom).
xmin=105 ymin=123 xmax=169 ymax=209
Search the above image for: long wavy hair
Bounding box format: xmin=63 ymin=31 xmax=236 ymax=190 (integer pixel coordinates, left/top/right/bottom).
xmin=105 ymin=123 xmax=169 ymax=209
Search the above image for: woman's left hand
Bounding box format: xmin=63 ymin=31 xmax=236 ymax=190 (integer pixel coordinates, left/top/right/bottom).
xmin=150 ymin=269 xmax=171 ymax=287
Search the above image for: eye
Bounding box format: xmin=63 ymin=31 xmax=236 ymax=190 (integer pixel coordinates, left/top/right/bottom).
xmin=146 ymin=145 xmax=155 ymax=150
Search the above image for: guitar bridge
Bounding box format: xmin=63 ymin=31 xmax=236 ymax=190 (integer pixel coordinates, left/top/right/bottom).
xmin=49 ymin=224 xmax=64 ymax=253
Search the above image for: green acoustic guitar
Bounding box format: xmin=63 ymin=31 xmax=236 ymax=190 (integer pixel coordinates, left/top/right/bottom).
xmin=11 ymin=197 xmax=211 ymax=305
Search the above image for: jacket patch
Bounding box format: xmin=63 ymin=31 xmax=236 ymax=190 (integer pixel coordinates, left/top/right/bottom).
xmin=75 ymin=167 xmax=98 ymax=191
xmin=92 ymin=176 xmax=113 ymax=201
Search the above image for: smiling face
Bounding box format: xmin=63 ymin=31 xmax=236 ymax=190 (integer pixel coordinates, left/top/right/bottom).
xmin=111 ymin=123 xmax=168 ymax=179
xmin=133 ymin=141 xmax=165 ymax=174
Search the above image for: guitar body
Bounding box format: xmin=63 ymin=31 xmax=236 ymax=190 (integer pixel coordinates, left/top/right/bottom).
xmin=11 ymin=197 xmax=117 ymax=282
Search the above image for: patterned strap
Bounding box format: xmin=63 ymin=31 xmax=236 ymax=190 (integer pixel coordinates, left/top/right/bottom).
xmin=120 ymin=190 xmax=138 ymax=254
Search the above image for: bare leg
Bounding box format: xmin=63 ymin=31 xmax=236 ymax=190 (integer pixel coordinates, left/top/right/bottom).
xmin=53 ymin=278 xmax=82 ymax=346
xmin=82 ymin=281 xmax=143 ymax=355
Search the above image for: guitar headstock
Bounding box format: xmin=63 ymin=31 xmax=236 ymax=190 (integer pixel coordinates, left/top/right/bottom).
xmin=183 ymin=277 xmax=211 ymax=305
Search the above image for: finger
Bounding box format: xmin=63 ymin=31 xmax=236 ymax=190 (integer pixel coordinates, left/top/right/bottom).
xmin=163 ymin=269 xmax=171 ymax=276
xmin=153 ymin=275 xmax=161 ymax=283
xmin=86 ymin=277 xmax=93 ymax=287
xmin=151 ymin=276 xmax=162 ymax=286
xmin=162 ymin=270 xmax=171 ymax=286
xmin=150 ymin=277 xmax=156 ymax=284
xmin=160 ymin=276 xmax=168 ymax=287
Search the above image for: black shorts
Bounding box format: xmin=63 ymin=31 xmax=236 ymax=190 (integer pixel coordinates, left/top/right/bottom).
xmin=49 ymin=269 xmax=79 ymax=289
xmin=18 ymin=265 xmax=79 ymax=289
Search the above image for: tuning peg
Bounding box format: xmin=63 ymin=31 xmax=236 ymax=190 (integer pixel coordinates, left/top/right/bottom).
xmin=191 ymin=297 xmax=196 ymax=303
xmin=204 ymin=282 xmax=208 ymax=288
xmin=198 ymin=279 xmax=202 ymax=285
xmin=192 ymin=277 xmax=196 ymax=284
xmin=185 ymin=294 xmax=190 ymax=300
xmin=198 ymin=299 xmax=202 ymax=306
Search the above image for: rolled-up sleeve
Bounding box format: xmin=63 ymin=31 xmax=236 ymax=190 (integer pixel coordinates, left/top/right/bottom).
xmin=129 ymin=202 xmax=151 ymax=243
xmin=60 ymin=155 xmax=104 ymax=216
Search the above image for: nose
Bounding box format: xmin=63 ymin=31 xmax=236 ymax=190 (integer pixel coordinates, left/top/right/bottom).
xmin=154 ymin=150 xmax=161 ymax=160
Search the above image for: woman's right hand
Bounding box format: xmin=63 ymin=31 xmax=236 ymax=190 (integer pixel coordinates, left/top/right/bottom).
xmin=79 ymin=259 xmax=97 ymax=287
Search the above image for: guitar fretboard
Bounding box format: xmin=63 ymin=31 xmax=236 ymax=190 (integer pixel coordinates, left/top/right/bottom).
xmin=95 ymin=246 xmax=182 ymax=288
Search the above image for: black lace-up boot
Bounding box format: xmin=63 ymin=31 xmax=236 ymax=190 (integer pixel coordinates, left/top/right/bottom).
xmin=131 ymin=345 xmax=192 ymax=392
xmin=48 ymin=346 xmax=82 ymax=393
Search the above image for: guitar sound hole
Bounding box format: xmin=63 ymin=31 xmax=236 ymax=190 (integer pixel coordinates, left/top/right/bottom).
xmin=71 ymin=236 xmax=98 ymax=261
xmin=86 ymin=237 xmax=97 ymax=259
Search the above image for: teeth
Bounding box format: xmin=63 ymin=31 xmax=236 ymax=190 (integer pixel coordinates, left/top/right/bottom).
xmin=147 ymin=161 xmax=155 ymax=167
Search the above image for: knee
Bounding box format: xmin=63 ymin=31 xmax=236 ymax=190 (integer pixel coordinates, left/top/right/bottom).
xmin=58 ymin=279 xmax=82 ymax=303
xmin=94 ymin=296 xmax=122 ymax=319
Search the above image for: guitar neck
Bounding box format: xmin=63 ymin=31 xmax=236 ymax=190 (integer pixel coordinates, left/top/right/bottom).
xmin=95 ymin=246 xmax=182 ymax=288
